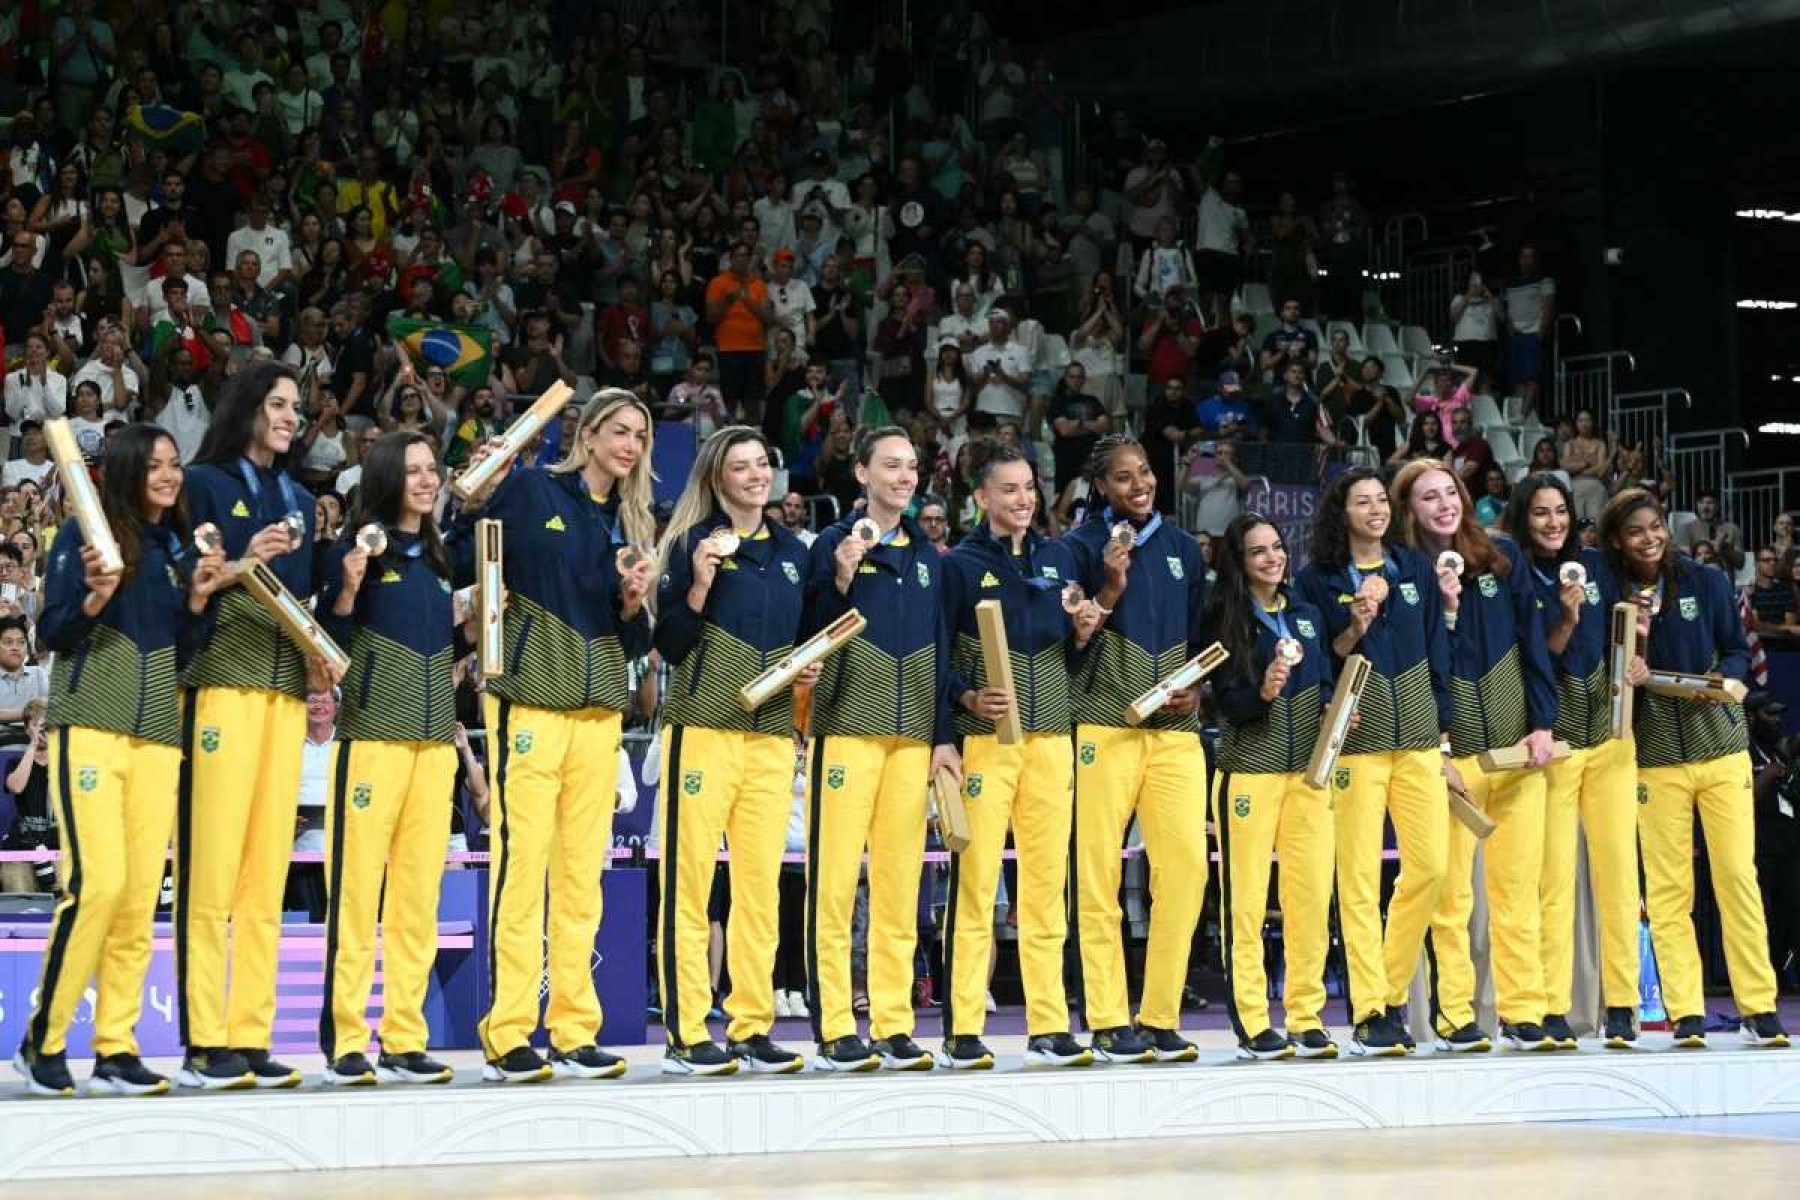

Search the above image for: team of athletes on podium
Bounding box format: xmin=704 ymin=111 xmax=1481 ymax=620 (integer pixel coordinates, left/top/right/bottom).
xmin=8 ymin=362 xmax=1789 ymax=1098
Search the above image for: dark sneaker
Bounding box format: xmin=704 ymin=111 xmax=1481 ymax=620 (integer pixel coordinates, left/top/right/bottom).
xmin=1090 ymin=1025 xmax=1156 ymax=1064
xmin=377 ymin=1051 xmax=454 ymax=1084
xmin=551 ymin=1044 xmax=627 ymax=1080
xmin=729 ymin=1034 xmax=804 ymax=1074
xmin=322 ymin=1052 xmax=378 ymax=1086
xmin=1740 ymin=1012 xmax=1791 ymax=1049
xmin=1024 ymin=1032 xmax=1093 ymax=1068
xmin=236 ymin=1048 xmax=302 ymax=1089
xmin=14 ymin=1047 xmax=75 ymax=1098
xmin=662 ymin=1041 xmax=739 ymax=1077
xmin=1141 ymin=1025 xmax=1198 ymax=1063
xmin=1292 ymin=1028 xmax=1339 ymax=1060
xmin=176 ymin=1047 xmax=255 ymax=1091
xmin=1437 ymin=1023 xmax=1492 ymax=1053
xmin=91 ymin=1053 xmax=169 ymax=1096
xmin=812 ymin=1035 xmax=880 ymax=1073
xmin=1671 ymin=1016 xmax=1707 ymax=1049
xmin=482 ymin=1045 xmax=553 ymax=1083
xmin=1237 ymin=1028 xmax=1296 ymax=1061
xmin=937 ymin=1035 xmax=995 ymax=1070
xmin=1351 ymin=1016 xmax=1408 ymax=1058
xmin=1542 ymin=1014 xmax=1579 ymax=1050
xmin=1501 ymin=1021 xmax=1557 ymax=1051
xmin=1603 ymin=1007 xmax=1638 ymax=1049
xmin=874 ymin=1034 xmax=934 ymax=1071
xmin=1385 ymin=1006 xmax=1418 ymax=1052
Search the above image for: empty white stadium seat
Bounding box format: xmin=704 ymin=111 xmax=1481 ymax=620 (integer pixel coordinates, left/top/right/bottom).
xmin=1470 ymin=395 xmax=1507 ymax=431
xmin=1400 ymin=324 xmax=1436 ymax=358
xmin=1363 ymin=323 xmax=1400 ymax=356
xmin=1381 ymin=354 xmax=1415 ymax=390
xmin=1240 ymin=283 xmax=1274 ymax=314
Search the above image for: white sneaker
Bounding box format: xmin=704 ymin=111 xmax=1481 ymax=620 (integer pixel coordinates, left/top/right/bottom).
xmin=774 ymin=990 xmax=793 ymax=1019
xmin=985 ymin=991 xmax=998 ymax=1014
xmin=787 ymin=990 xmax=811 ymax=1019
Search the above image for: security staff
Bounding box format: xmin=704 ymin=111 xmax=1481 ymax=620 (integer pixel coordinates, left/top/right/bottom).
xmin=178 ymin=361 xmax=328 ymax=1090
xmin=938 ymin=444 xmax=1100 ymax=1071
xmin=1205 ymin=514 xmax=1338 ymax=1061
xmin=1063 ymin=434 xmax=1210 ymax=1065
xmin=653 ymin=427 xmax=813 ymax=1077
xmin=1295 ymin=467 xmax=1453 ymax=1057
xmin=315 ymin=432 xmax=460 ymax=1087
xmin=14 ymin=426 xmax=227 ymax=1097
xmin=1601 ymin=489 xmax=1789 ymax=1049
xmin=453 ymin=388 xmax=656 ymax=1082
xmin=802 ymin=425 xmax=961 ymax=1074
xmin=1393 ymin=459 xmax=1558 ymax=1053
xmin=1506 ymin=473 xmax=1642 ymax=1049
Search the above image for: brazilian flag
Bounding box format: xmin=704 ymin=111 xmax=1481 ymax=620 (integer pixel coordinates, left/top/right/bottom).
xmin=386 ymin=314 xmax=495 ymax=386
xmin=124 ymin=103 xmax=207 ymax=156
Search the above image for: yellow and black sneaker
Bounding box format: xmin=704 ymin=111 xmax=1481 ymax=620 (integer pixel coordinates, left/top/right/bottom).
xmin=729 ymin=1034 xmax=804 ymax=1074
xmin=322 ymin=1052 xmax=378 ymax=1087
xmin=377 ymin=1050 xmax=455 ymax=1084
xmin=662 ymin=1041 xmax=739 ymax=1077
xmin=1436 ymin=1023 xmax=1493 ymax=1053
xmin=1351 ymin=1016 xmax=1408 ymax=1058
xmin=176 ymin=1047 xmax=255 ymax=1091
xmin=1384 ymin=1006 xmax=1419 ymax=1053
xmin=1603 ymin=1007 xmax=1638 ymax=1050
xmin=1671 ymin=1016 xmax=1708 ymax=1049
xmin=1237 ymin=1029 xmax=1296 ymax=1061
xmin=1292 ymin=1029 xmax=1339 ymax=1060
xmin=938 ymin=1035 xmax=996 ymax=1071
xmin=1501 ymin=1021 xmax=1558 ymax=1052
xmin=551 ymin=1044 xmax=628 ymax=1080
xmin=237 ymin=1048 xmax=303 ymax=1088
xmin=1541 ymin=1014 xmax=1579 ymax=1050
xmin=812 ymin=1035 xmax=880 ymax=1073
xmin=874 ymin=1034 xmax=935 ymax=1071
xmin=91 ymin=1053 xmax=170 ymax=1096
xmin=1141 ymin=1025 xmax=1199 ymax=1063
xmin=14 ymin=1046 xmax=76 ymax=1098
xmin=483 ymin=1044 xmax=554 ymax=1084
xmin=1090 ymin=1025 xmax=1156 ymax=1064
xmin=1739 ymin=1013 xmax=1791 ymax=1049
xmin=1024 ymin=1032 xmax=1093 ymax=1068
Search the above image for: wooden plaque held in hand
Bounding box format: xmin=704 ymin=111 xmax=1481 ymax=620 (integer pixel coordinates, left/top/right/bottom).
xmin=476 ymin=518 xmax=505 ymax=679
xmin=1476 ymin=739 xmax=1573 ymax=772
xmin=738 ymin=610 xmax=868 ymax=712
xmin=231 ymin=559 xmax=351 ymax=677
xmin=974 ymin=599 xmax=1023 ymax=744
xmin=1645 ymin=670 xmax=1748 ymax=704
xmin=45 ymin=418 xmax=122 ymax=575
xmin=1124 ymin=643 xmax=1229 ymax=726
xmin=933 ymin=766 xmax=971 ymax=854
xmin=1448 ymin=786 xmax=1497 ymax=838
xmin=1305 ymin=654 xmax=1371 ymax=789
xmin=1609 ymin=602 xmax=1637 ymax=740
xmin=449 ymin=380 xmax=574 ymax=502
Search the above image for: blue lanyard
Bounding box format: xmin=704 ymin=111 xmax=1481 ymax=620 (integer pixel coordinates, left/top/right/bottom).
xmin=1345 ymin=556 xmax=1391 ymax=594
xmin=1253 ymin=598 xmax=1293 ymax=642
xmin=237 ymin=458 xmax=300 ymax=521
xmin=1102 ymin=508 xmax=1163 ymax=548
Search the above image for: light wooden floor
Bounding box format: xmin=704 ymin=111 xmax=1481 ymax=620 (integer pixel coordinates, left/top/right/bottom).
xmin=10 ymin=1119 xmax=1800 ymax=1200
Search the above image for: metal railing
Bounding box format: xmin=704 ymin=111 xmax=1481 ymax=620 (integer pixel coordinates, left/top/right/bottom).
xmin=1667 ymin=427 xmax=1749 ymax=512
xmin=1402 ymin=246 xmax=1476 ymax=344
xmin=1725 ymin=467 xmax=1800 ymax=557
xmin=1611 ymin=387 xmax=1691 ymax=461
xmin=1555 ymin=350 xmax=1634 ymax=427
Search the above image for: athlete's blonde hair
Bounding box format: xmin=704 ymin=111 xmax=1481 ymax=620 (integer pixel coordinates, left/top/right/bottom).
xmin=652 ymin=426 xmax=773 ymax=612
xmin=549 ymin=388 xmax=656 ymax=547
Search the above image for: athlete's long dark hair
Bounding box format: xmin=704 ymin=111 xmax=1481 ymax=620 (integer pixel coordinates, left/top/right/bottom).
xmin=1204 ymin=513 xmax=1284 ymax=690
xmin=99 ymin=424 xmax=190 ymax=584
xmin=1503 ymin=472 xmax=1580 ymax=569
xmin=1308 ymin=466 xmax=1388 ymax=568
xmin=194 ymin=359 xmax=301 ymax=472
xmin=346 ymin=431 xmax=449 ymax=578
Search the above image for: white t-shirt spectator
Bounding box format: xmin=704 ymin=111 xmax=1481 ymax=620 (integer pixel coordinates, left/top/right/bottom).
xmin=68 ymin=414 xmax=108 ymax=458
xmin=767 ymin=277 xmax=816 ymax=349
xmin=4 ymin=368 xmax=67 ymax=424
xmin=1136 ymin=243 xmax=1198 ymax=301
xmin=1196 ymin=188 xmax=1250 ymax=257
xmin=936 ymin=310 xmax=984 ymax=349
xmin=1122 ymin=164 xmax=1184 ymax=240
xmin=0 ymin=457 xmax=56 ymax=489
xmin=1185 ymin=450 xmax=1242 ymax=535
xmin=155 ymin=383 xmax=211 ymax=463
xmin=295 ymin=729 xmax=335 ymax=852
xmin=222 ymin=67 xmax=274 ymax=114
xmin=227 ymin=224 xmax=294 ymax=288
xmin=1450 ymin=291 xmax=1498 ymax=342
xmin=966 ymin=340 xmax=1032 ymax=420
xmin=1504 ymin=276 xmax=1556 ymax=336
xmin=334 ymin=462 xmax=363 ymax=497
xmin=146 ymin=274 xmax=212 ymax=323
xmin=70 ymin=359 xmax=140 ymax=411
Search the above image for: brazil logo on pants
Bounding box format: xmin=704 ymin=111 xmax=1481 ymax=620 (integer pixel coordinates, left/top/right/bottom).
xmin=200 ymin=726 xmax=222 ymax=753
xmin=827 ymin=765 xmax=845 ymax=789
xmin=78 ymin=766 xmax=99 ymax=793
xmin=1637 ymin=782 xmax=1650 ymax=806
xmin=1334 ymin=767 xmax=1351 ymax=790
xmin=352 ymin=783 xmax=373 ymax=810
xmin=514 ymin=730 xmax=534 ymax=755
xmin=966 ymin=774 xmax=983 ymax=799
xmin=1233 ymin=795 xmax=1250 ymax=818
xmin=1079 ymin=742 xmax=1097 ymax=766
xmin=683 ymin=770 xmax=703 ymax=796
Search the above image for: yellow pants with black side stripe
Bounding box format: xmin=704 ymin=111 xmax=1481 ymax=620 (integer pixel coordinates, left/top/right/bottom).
xmin=806 ymin=734 xmax=929 ymax=1044
xmin=1071 ymin=724 xmax=1208 ymax=1032
xmin=1429 ymin=755 xmax=1548 ymax=1030
xmin=1541 ymin=738 xmax=1642 ymax=1013
xmin=319 ymin=738 xmax=457 ymax=1062
xmin=479 ymin=696 xmax=622 ymax=1059
xmin=25 ymin=727 xmax=180 ymax=1058
xmin=1331 ymin=748 xmax=1448 ymax=1021
xmin=946 ymin=733 xmax=1073 ymax=1039
xmin=177 ymin=686 xmax=306 ymax=1050
xmin=1639 ymin=752 xmax=1778 ymax=1021
xmin=1214 ymin=771 xmax=1335 ymax=1039
xmin=657 ymin=725 xmax=792 ymax=1048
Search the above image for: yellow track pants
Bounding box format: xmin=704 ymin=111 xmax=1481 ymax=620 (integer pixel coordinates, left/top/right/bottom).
xmin=1541 ymin=738 xmax=1642 ymax=1013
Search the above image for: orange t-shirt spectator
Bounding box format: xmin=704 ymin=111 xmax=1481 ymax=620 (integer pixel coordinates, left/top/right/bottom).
xmin=705 ymin=247 xmax=772 ymax=353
